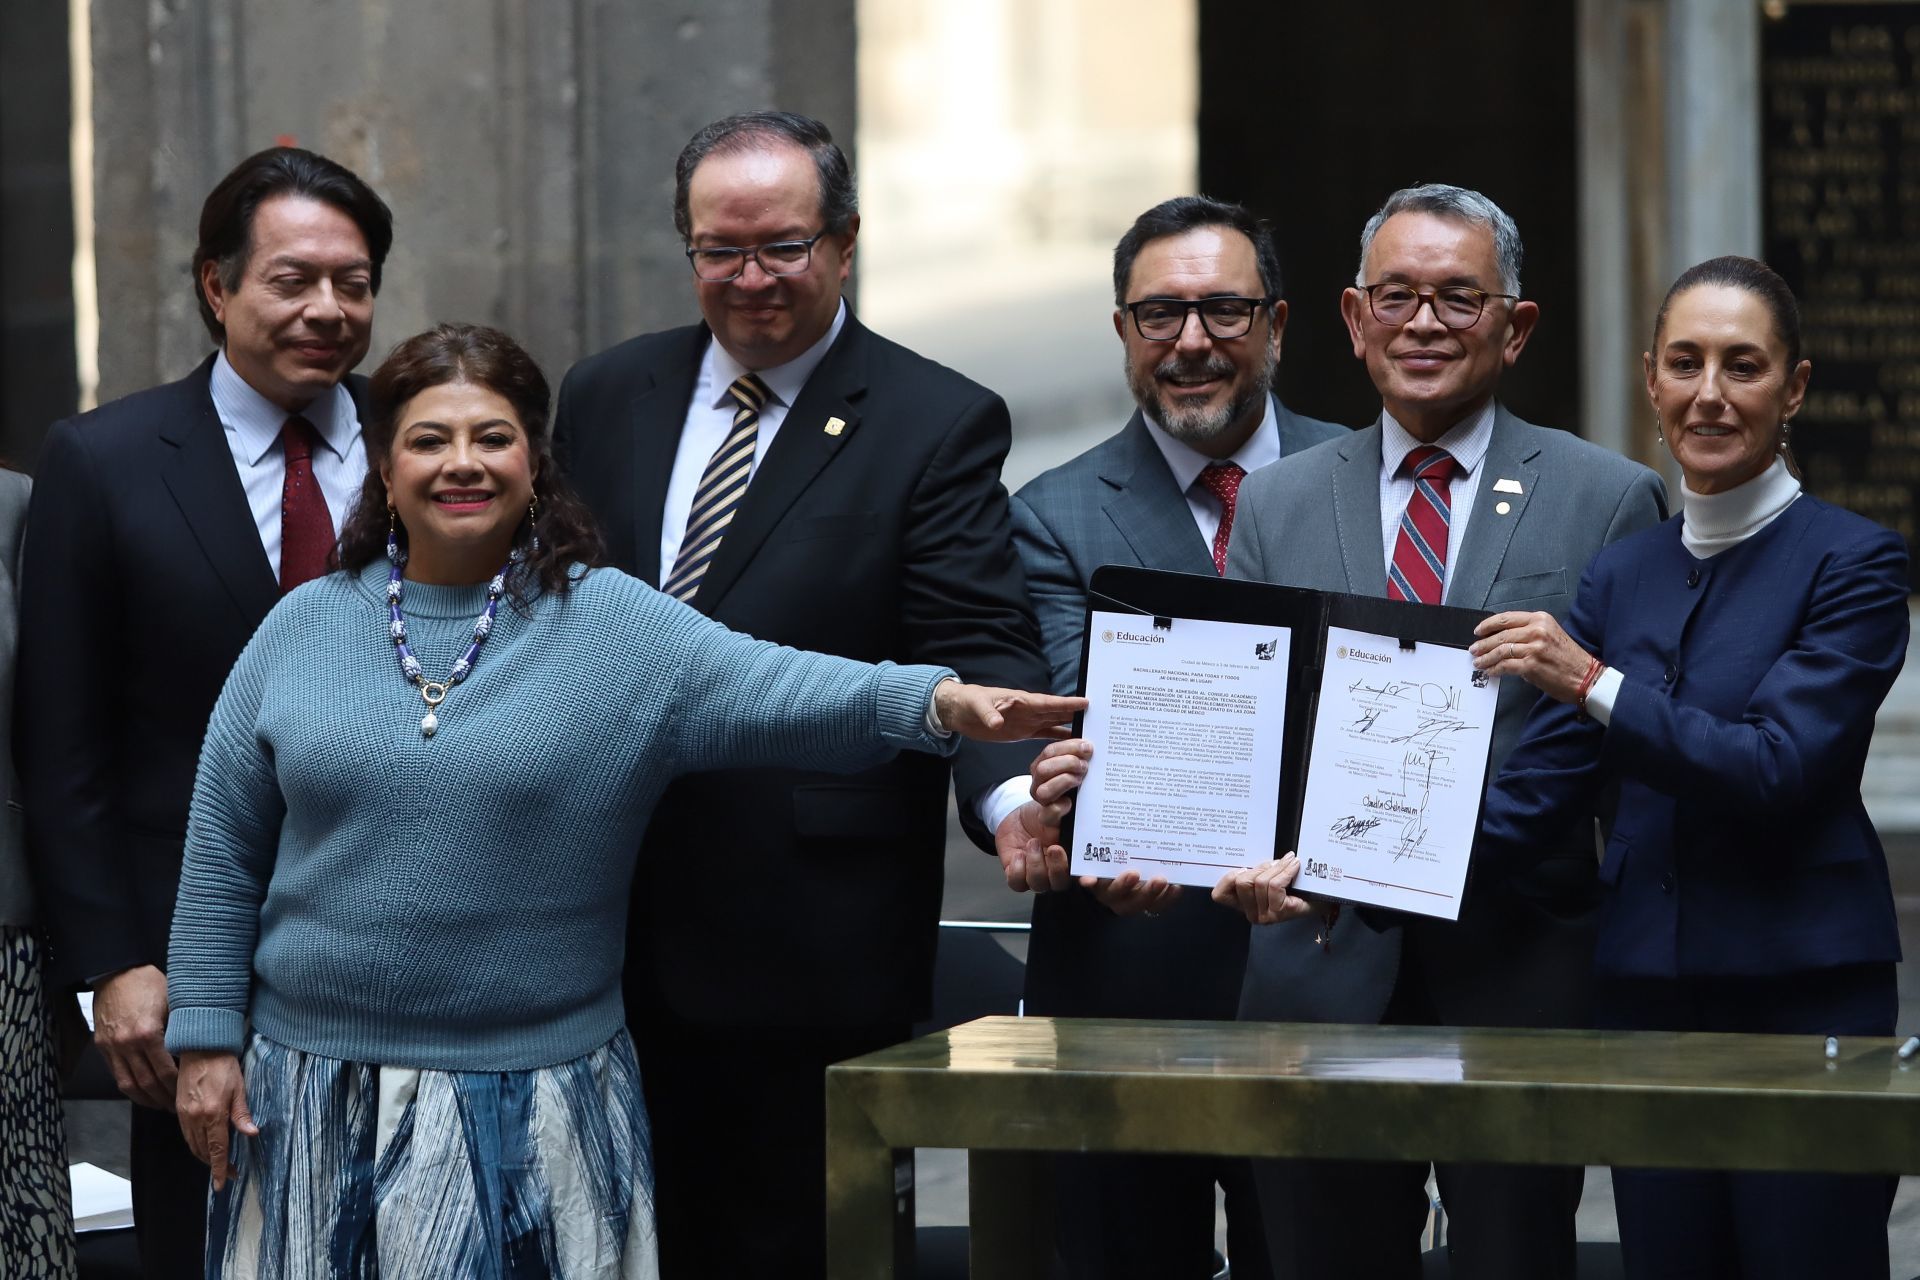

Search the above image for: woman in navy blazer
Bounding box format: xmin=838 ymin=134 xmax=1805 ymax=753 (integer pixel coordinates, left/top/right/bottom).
xmin=1471 ymin=257 xmax=1910 ymax=1279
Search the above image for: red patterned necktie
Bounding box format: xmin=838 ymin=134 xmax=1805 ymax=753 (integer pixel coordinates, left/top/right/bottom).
xmin=279 ymin=415 xmax=334 ymax=593
xmin=1386 ymin=445 xmax=1457 ymax=605
xmin=1195 ymin=460 xmax=1246 ymax=576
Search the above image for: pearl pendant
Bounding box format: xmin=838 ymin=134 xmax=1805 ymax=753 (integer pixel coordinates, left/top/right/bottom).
xmin=421 ymin=711 xmax=439 ymax=738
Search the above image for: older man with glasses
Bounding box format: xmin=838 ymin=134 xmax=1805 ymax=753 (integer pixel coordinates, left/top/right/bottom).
xmin=1223 ymin=184 xmax=1667 ymax=1280
xmin=551 ymin=111 xmax=1048 ymax=1280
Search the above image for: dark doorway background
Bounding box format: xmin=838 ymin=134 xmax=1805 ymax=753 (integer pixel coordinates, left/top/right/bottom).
xmin=1 ymin=0 xmax=78 ymax=467
xmin=1198 ymin=0 xmax=1581 ymax=434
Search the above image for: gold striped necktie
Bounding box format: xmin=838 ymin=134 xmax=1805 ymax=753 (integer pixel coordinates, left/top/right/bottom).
xmin=662 ymin=372 xmax=770 ymax=602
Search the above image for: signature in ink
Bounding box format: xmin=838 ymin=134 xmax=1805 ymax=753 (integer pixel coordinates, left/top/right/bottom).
xmin=1389 ymin=749 xmax=1437 ymax=861
xmin=1350 ymin=706 xmax=1386 ymax=733
xmin=1387 ymin=715 xmax=1471 ymax=752
xmin=1329 ymin=815 xmax=1384 ymax=841
xmin=1347 ymin=678 xmax=1417 ymax=701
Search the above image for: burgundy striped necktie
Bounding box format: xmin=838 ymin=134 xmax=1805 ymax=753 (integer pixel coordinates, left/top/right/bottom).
xmin=279 ymin=415 xmax=334 ymax=592
xmin=1386 ymin=445 xmax=1457 ymax=605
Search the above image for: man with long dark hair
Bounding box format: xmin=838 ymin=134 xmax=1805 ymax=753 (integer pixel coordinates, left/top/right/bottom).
xmin=18 ymin=145 xmax=392 ymax=1275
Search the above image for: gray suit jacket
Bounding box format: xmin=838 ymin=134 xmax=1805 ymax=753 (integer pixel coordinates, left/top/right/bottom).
xmin=1228 ymin=404 xmax=1667 ymax=1027
xmin=1 ymin=469 xmax=31 ymax=926
xmin=1011 ymin=396 xmax=1348 ymax=1020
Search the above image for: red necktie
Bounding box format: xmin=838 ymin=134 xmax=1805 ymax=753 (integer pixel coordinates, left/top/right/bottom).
xmin=279 ymin=415 xmax=334 ymax=593
xmin=1386 ymin=446 xmax=1457 ymax=605
xmin=1195 ymin=461 xmax=1246 ymax=576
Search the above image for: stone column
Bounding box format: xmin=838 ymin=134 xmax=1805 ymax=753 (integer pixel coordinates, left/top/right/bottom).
xmin=1664 ymin=0 xmax=1764 ymax=268
xmin=0 ymin=0 xmax=79 ymax=457
xmin=81 ymin=0 xmax=856 ymax=405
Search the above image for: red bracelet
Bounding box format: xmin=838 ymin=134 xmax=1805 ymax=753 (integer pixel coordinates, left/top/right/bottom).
xmin=1575 ymin=658 xmax=1607 ymax=719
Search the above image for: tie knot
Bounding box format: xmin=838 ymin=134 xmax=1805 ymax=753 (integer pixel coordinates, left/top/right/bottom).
xmin=1195 ymin=460 xmax=1246 ymax=506
xmin=281 ymin=415 xmax=319 ymax=463
xmin=1401 ymin=445 xmax=1456 ymax=484
xmin=727 ymin=373 xmax=771 ymax=414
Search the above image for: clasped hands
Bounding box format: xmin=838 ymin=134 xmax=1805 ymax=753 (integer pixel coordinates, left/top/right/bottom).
xmin=993 ymin=738 xmax=1313 ymax=925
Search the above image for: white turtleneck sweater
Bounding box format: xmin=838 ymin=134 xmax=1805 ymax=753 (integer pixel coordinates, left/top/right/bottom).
xmin=1585 ymin=455 xmax=1801 ymax=724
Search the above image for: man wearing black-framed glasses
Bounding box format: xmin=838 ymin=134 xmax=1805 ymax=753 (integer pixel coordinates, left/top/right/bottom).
xmin=989 ymin=195 xmax=1345 ymax=1280
xmin=1227 ymin=184 xmax=1666 ymax=1280
xmin=551 ymin=111 xmax=1047 ymax=1280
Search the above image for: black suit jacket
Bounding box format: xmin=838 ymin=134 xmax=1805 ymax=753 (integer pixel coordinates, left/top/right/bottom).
xmin=17 ymin=355 xmax=369 ymax=988
xmin=1008 ymin=402 xmax=1348 ymax=1020
xmin=552 ymin=313 xmax=1046 ymax=1029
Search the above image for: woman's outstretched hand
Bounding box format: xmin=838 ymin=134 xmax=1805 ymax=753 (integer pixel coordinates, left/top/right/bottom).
xmin=935 ymin=681 xmax=1086 ymax=742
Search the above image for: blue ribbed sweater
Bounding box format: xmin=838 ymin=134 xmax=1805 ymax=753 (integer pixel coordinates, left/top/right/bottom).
xmin=165 ymin=561 xmax=955 ymax=1070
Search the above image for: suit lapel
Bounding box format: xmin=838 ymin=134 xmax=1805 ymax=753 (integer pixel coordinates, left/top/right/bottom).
xmin=628 ymin=331 xmax=706 ymax=587
xmin=1100 ymin=413 xmax=1215 ymax=576
xmin=158 ymin=358 xmax=279 ymax=623
xmin=1447 ymin=406 xmax=1540 ymax=609
xmin=690 ymin=315 xmax=865 ymax=612
xmin=1333 ymin=422 xmax=1388 ymax=595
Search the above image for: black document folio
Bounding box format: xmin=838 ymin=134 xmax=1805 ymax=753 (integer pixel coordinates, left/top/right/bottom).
xmin=1062 ymin=565 xmax=1499 ymax=920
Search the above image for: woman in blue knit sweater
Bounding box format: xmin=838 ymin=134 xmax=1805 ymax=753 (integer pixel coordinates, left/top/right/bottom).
xmin=162 ymin=323 xmax=1077 ymax=1279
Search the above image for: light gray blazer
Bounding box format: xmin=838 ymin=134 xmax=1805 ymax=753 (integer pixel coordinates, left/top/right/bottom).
xmin=1226 ymin=404 xmax=1668 ymax=1027
xmin=1 ymin=469 xmax=31 ymax=926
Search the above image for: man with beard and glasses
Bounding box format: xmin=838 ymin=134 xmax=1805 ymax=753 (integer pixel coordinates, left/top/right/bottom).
xmin=987 ymin=195 xmax=1345 ymax=1280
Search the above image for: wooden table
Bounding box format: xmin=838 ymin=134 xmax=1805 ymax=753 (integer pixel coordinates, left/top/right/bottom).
xmin=825 ymin=1015 xmax=1920 ymax=1278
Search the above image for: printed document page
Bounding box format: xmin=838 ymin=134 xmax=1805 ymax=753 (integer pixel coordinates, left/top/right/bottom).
xmin=1292 ymin=626 xmax=1499 ymax=920
xmin=1070 ymin=611 xmax=1290 ymax=887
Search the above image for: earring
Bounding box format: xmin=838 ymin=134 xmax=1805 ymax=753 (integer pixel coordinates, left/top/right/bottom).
xmin=384 ymin=503 xmax=405 ymax=567
xmin=1779 ymin=419 xmax=1791 ymax=452
xmin=1654 ymin=416 xmax=1666 ymax=449
xmin=525 ymin=495 xmax=542 ymax=555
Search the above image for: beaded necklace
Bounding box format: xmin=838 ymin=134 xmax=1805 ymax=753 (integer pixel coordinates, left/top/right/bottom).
xmin=385 ymin=526 xmax=513 ymax=738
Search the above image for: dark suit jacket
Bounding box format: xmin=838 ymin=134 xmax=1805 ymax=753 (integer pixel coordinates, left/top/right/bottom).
xmin=1482 ymin=496 xmax=1908 ymax=979
xmin=1009 ymin=400 xmax=1347 ymax=1019
xmin=1227 ymin=406 xmax=1668 ymax=1028
xmin=552 ymin=313 xmax=1046 ymax=1029
xmin=1 ymin=470 xmax=30 ymax=928
xmin=17 ymin=356 xmax=368 ymax=988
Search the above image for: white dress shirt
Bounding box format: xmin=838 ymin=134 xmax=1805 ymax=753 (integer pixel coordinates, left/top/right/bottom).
xmin=210 ymin=350 xmax=367 ymax=579
xmin=1584 ymin=455 xmax=1801 ymax=725
xmin=1377 ymin=398 xmax=1496 ymax=604
xmin=658 ymin=300 xmax=848 ymax=578
xmin=979 ymin=399 xmax=1285 ymax=834
xmin=1141 ymin=395 xmax=1284 ymax=552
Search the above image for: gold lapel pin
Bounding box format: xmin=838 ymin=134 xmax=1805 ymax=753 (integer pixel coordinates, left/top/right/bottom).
xmin=824 ymin=416 xmax=846 ymax=437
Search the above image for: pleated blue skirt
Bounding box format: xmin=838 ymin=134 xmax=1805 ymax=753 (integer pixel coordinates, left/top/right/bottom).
xmin=206 ymin=1030 xmax=656 ymax=1279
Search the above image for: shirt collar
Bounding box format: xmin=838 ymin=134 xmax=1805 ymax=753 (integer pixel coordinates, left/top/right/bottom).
xmin=1141 ymin=393 xmax=1282 ymax=494
xmin=210 ymin=349 xmax=360 ymax=467
xmin=1681 ymin=454 xmax=1802 ymax=541
xmin=1379 ymin=398 xmax=1496 ymax=480
xmin=706 ymin=298 xmax=849 ymax=412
